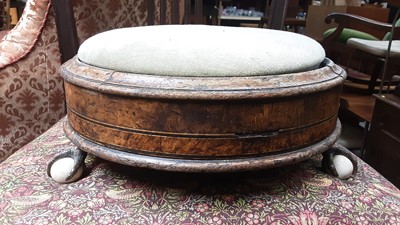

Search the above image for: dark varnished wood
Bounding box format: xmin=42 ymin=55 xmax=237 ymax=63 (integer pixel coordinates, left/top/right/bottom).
xmin=340 ymin=91 xmax=375 ymax=122
xmin=60 ymin=57 xmax=346 ymax=160
xmin=63 ymin=120 xmax=342 ymax=172
xmin=0 ymin=0 xmax=6 ymax=30
xmin=52 ymin=0 xmax=79 ymax=63
xmin=364 ymin=94 xmax=400 ymax=188
xmin=259 ymin=0 xmax=289 ymax=30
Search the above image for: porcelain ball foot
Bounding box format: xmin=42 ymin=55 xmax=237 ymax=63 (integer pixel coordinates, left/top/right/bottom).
xmin=47 ymin=148 xmax=87 ymax=183
xmin=322 ymin=144 xmax=358 ymax=179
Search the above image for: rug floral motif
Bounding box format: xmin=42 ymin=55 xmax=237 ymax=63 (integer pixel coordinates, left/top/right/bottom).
xmin=0 ymin=118 xmax=399 ymax=225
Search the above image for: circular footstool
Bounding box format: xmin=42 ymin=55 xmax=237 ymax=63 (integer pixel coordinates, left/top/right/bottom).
xmin=48 ymin=25 xmax=357 ymax=183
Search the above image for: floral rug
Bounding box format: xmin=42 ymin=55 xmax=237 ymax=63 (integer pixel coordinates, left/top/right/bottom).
xmin=0 ymin=117 xmax=399 ymax=224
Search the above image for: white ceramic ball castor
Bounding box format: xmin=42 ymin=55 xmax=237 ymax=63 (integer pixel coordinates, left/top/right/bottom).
xmin=47 ymin=148 xmax=87 ymax=183
xmin=332 ymin=154 xmax=354 ymax=179
xmin=322 ymin=144 xmax=358 ymax=179
xmin=49 ymin=157 xmax=84 ymax=183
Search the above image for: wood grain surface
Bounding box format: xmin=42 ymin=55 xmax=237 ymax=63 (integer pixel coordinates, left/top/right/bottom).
xmin=61 ymin=57 xmax=346 ymax=159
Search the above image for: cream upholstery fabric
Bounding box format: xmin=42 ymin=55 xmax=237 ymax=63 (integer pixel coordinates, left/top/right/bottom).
xmin=78 ymin=25 xmax=325 ymax=77
xmin=347 ymin=38 xmax=400 ymax=58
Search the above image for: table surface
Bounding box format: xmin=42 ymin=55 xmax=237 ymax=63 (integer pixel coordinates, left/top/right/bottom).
xmin=0 ymin=117 xmax=399 ymax=224
xmin=341 ymin=91 xmax=376 ymax=122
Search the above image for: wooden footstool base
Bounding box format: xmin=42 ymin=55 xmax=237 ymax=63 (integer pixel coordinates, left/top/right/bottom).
xmin=47 ymin=25 xmax=358 ymax=183
xmin=63 ymin=119 xmax=342 ymax=172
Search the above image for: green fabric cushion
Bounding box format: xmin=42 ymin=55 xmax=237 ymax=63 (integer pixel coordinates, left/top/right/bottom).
xmin=323 ymin=28 xmax=379 ymax=43
xmin=383 ymin=18 xmax=400 ymax=41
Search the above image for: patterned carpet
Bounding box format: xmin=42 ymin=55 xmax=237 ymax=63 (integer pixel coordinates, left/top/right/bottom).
xmin=0 ymin=118 xmax=399 ymax=224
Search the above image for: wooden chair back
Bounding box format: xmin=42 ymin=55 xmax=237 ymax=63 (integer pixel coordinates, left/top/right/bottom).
xmin=147 ymin=0 xmax=203 ymax=25
xmin=0 ymin=0 xmax=10 ymax=30
xmin=0 ymin=0 xmax=4 ymax=29
xmin=267 ymin=0 xmax=288 ymax=30
xmin=259 ymin=0 xmax=289 ymax=30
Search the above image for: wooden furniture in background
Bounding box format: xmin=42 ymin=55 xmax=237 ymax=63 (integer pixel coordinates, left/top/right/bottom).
xmin=217 ymin=0 xmax=268 ymax=26
xmin=0 ymin=0 xmax=23 ymax=29
xmin=218 ymin=0 xmax=309 ymax=29
xmin=323 ymin=10 xmax=400 ymax=153
xmin=324 ymin=13 xmax=400 ymax=94
xmin=0 ymin=0 xmax=4 ymax=29
xmin=0 ymin=0 xmax=10 ymax=30
xmin=340 ymin=91 xmax=375 ymax=123
xmin=364 ymin=93 xmax=400 ymax=188
xmin=147 ymin=0 xmax=203 ymax=25
xmin=258 ymin=0 xmax=289 ymax=30
xmin=338 ymin=91 xmax=375 ymax=153
xmin=258 ymin=0 xmax=310 ymax=30
xmin=306 ymin=5 xmax=389 ymax=42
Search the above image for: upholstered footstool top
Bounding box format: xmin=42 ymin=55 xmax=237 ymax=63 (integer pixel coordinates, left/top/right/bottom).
xmin=77 ymin=25 xmax=325 ymax=76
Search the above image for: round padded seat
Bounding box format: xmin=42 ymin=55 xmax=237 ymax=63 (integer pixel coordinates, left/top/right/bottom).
xmin=77 ymin=25 xmax=325 ymax=76
xmin=61 ymin=25 xmax=346 ymax=172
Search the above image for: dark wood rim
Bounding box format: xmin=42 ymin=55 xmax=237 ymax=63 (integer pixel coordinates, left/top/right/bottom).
xmin=60 ymin=57 xmax=346 ymax=100
xmin=63 ymin=119 xmax=341 ymax=173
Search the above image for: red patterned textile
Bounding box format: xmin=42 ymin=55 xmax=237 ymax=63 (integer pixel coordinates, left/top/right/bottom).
xmin=0 ymin=0 xmax=65 ymax=162
xmin=0 ymin=118 xmax=399 ymax=224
